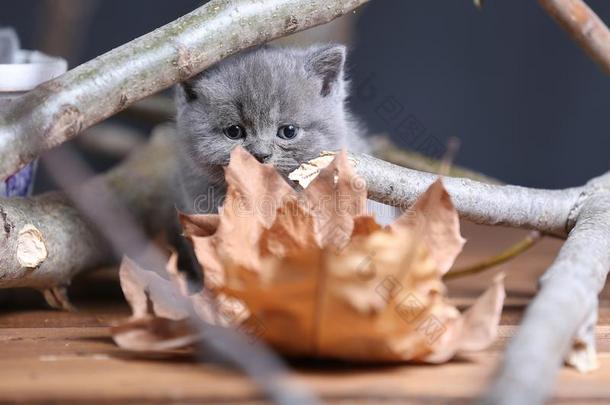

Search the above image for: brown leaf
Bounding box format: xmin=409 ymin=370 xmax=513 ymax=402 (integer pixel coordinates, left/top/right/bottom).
xmin=422 ymin=273 xmax=505 ymax=363
xmin=190 ymin=147 xmax=298 ymax=276
xmin=223 ymin=146 xmax=295 ymax=228
xmin=351 ymin=215 xmax=383 ymax=238
xmin=392 ymin=179 xmax=465 ymax=275
xmin=459 ymin=273 xmax=506 ymax=352
xmin=304 ymin=150 xmax=367 ymax=249
xmin=260 ymin=197 xmax=318 ymax=257
xmin=178 ymin=212 xmax=220 ymax=237
xmin=118 ymin=256 xmax=187 ymax=320
xmin=116 ymin=147 xmax=504 ymax=363
xmin=112 ymin=256 xmax=201 ymax=352
xmin=112 ymin=317 xmax=197 ymax=352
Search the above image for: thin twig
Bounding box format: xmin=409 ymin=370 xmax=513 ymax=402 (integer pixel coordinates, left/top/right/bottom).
xmin=444 ymin=231 xmax=542 ymax=281
xmin=539 ymin=0 xmax=610 ymax=74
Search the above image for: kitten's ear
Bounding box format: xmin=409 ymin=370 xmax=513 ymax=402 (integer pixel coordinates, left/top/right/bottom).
xmin=178 ymin=77 xmax=200 ymax=103
xmin=305 ymin=44 xmax=346 ymax=97
xmin=177 ymin=69 xmax=212 ymax=103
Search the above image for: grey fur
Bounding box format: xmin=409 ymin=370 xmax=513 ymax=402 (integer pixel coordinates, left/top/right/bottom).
xmin=174 ymin=44 xmax=369 ymax=214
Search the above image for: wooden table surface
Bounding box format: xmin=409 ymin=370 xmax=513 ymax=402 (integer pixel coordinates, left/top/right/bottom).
xmin=1 ymin=222 xmax=609 ymax=404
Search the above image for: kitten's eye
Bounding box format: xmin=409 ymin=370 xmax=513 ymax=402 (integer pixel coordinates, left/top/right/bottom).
xmin=277 ymin=125 xmax=298 ymax=140
xmin=224 ymin=125 xmax=246 ymax=140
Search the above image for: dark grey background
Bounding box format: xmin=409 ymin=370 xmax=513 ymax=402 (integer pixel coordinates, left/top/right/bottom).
xmin=2 ymin=0 xmax=609 ymax=188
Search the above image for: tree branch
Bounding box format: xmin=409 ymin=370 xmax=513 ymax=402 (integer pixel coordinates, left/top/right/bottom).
xmin=337 ymin=153 xmax=609 ymax=405
xmin=349 ymin=153 xmax=584 ymax=238
xmin=0 ymin=1 xmax=606 ymax=401
xmin=539 ymin=0 xmax=610 ymax=74
xmin=0 ymin=0 xmax=370 ymax=181
xmin=371 ymin=136 xmax=502 ymax=185
xmin=0 ymin=126 xmax=176 ymax=309
xmin=483 ymin=174 xmax=610 ymax=404
xmin=2 ymin=132 xmax=608 ymax=404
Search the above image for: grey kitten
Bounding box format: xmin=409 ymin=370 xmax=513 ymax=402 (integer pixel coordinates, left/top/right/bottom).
xmin=174 ymin=44 xmax=370 ymax=214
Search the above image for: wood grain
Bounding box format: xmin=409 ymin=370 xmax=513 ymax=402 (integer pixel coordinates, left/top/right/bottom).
xmin=0 ymin=222 xmax=608 ymax=404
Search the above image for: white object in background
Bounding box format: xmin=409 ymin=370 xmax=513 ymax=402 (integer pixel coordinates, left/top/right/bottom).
xmin=0 ymin=30 xmax=68 ymax=197
xmin=0 ymin=50 xmax=67 ymax=93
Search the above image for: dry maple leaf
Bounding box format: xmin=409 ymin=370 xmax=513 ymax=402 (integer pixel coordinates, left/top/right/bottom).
xmin=113 ymin=147 xmax=505 ymax=363
xmin=112 ymin=254 xmax=242 ymax=352
xmin=111 ymin=256 xmax=197 ymax=352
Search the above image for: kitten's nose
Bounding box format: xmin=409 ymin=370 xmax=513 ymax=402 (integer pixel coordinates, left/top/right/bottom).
xmin=252 ymin=152 xmax=272 ymax=163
